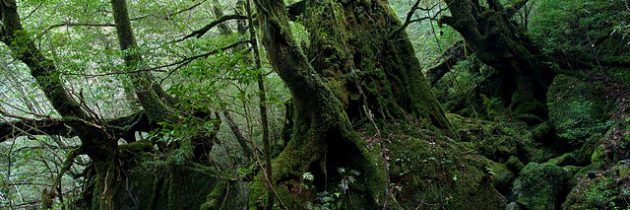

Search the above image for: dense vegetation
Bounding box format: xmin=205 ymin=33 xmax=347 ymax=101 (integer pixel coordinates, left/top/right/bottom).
xmin=0 ymin=0 xmax=628 ymax=209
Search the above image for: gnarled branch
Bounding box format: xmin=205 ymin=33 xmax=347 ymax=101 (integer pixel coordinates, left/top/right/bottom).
xmin=0 ymin=111 xmax=150 ymax=143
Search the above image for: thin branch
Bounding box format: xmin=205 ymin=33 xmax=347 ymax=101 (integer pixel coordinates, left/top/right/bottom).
xmin=63 ymin=40 xmax=248 ymax=79
xmin=506 ymin=0 xmax=530 ymax=17
xmin=23 ymin=2 xmax=44 ymax=21
xmin=0 ymin=111 xmax=149 ymax=143
xmin=390 ymin=2 xmax=446 ymax=38
xmin=175 ymin=14 xmax=248 ymax=42
xmin=130 ymin=0 xmax=209 ymax=21
xmin=158 ymin=40 xmax=251 ymax=83
xmin=39 ymin=23 xmax=116 ymax=37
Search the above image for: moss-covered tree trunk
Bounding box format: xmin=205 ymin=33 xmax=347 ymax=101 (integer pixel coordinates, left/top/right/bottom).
xmin=110 ymin=0 xmax=178 ymax=124
xmin=440 ymin=0 xmax=554 ymax=119
xmin=249 ymin=0 xmax=449 ymax=208
xmin=301 ymin=0 xmax=450 ymax=127
xmin=1 ymin=1 xmax=121 ymax=209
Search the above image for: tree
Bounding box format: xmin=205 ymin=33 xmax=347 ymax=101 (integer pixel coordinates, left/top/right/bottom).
xmin=249 ymin=0 xmax=450 ymax=208
xmin=439 ymin=0 xmax=554 ymax=119
xmin=1 ymin=1 xmax=225 ymax=208
xmin=1 ymin=1 xmax=126 ymax=208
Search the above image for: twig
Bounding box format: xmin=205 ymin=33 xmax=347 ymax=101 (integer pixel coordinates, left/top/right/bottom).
xmin=389 ymin=2 xmax=447 ymax=38
xmin=38 ymin=23 xmax=116 ymax=37
xmin=63 ymin=40 xmax=249 ymax=78
xmin=158 ymin=41 xmax=251 ymax=83
xmin=130 ymin=0 xmax=209 ymax=21
xmin=174 ymin=14 xmax=248 ymax=42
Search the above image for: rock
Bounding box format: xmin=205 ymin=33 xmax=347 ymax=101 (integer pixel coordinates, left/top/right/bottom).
xmin=506 ymin=202 xmax=524 ymax=210
xmin=563 ymin=161 xmax=630 ymax=209
xmin=486 ymin=159 xmax=515 ymax=194
xmin=387 ymin=121 xmax=507 ymax=210
xmin=548 ymin=152 xmax=578 ymax=166
xmin=547 ymin=75 xmax=614 ymax=145
xmin=512 ymin=163 xmax=571 ymax=210
xmin=591 ymin=144 xmax=608 ymax=164
xmin=506 ymin=156 xmax=524 ymax=173
xmin=575 ymin=134 xmax=603 ymax=165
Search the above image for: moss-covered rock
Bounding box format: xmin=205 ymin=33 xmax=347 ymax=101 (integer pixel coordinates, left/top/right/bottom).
xmin=512 ymin=163 xmax=571 ymax=210
xmin=547 ymin=75 xmax=614 ymax=145
xmin=563 ymin=160 xmax=630 ymax=209
xmin=506 ymin=156 xmax=525 ymax=173
xmin=575 ymin=134 xmax=603 ymax=165
xmin=548 ymin=152 xmax=578 ymax=166
xmin=384 ymin=121 xmax=507 ymax=210
xmin=486 ymin=159 xmax=515 ymax=195
xmin=447 ymin=113 xmax=548 ymax=163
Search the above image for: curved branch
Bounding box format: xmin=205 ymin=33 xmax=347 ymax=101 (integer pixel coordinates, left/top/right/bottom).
xmin=0 ymin=118 xmax=74 ymax=141
xmin=425 ymin=41 xmax=466 ymax=86
xmin=0 ymin=111 xmax=150 ymax=143
xmin=287 ymin=1 xmax=305 ymax=21
xmin=176 ymin=14 xmax=248 ymax=42
xmin=64 ymin=40 xmax=250 ymax=78
xmin=389 ymin=2 xmax=446 ymax=38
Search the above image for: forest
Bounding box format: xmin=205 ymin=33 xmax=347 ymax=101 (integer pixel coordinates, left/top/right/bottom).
xmin=0 ymin=0 xmax=628 ymax=209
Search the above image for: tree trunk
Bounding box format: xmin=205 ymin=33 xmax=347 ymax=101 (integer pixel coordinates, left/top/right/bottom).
xmin=249 ymin=0 xmax=449 ymax=208
xmin=110 ymin=0 xmax=178 ymax=124
xmin=440 ymin=0 xmax=554 ymax=119
xmin=1 ymin=1 xmax=120 ymax=209
xmin=302 ymin=0 xmax=450 ymax=127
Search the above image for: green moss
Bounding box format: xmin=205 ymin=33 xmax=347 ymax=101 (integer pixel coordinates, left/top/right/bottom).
xmin=385 ymin=121 xmax=507 ymax=209
xmin=575 ymin=134 xmax=602 ymax=165
xmin=486 ymin=160 xmax=515 ymax=194
xmin=447 ymin=113 xmax=536 ymax=162
xmin=548 ymin=152 xmax=578 ymax=166
xmin=547 ymin=75 xmax=614 ymax=145
xmin=506 ymin=156 xmax=525 ymax=173
xmin=531 ymin=121 xmax=552 ymax=141
xmin=564 ymin=161 xmax=630 ymax=209
xmin=590 ymin=145 xmax=608 ymax=164
xmin=562 ymin=165 xmax=580 ymax=175
xmin=581 ymin=178 xmax=617 ymax=207
xmin=512 ymin=163 xmax=571 ymax=210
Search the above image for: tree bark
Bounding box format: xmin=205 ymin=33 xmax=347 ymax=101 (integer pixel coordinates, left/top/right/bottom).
xmin=301 ymin=0 xmax=450 ymax=127
xmin=110 ymin=0 xmax=178 ymax=124
xmin=425 ymin=41 xmax=466 ymax=86
xmin=249 ymin=0 xmax=450 ymax=208
xmin=440 ymin=0 xmax=554 ymax=118
xmin=1 ymin=1 xmax=121 ymax=209
xmin=244 ymin=0 xmax=274 ymax=208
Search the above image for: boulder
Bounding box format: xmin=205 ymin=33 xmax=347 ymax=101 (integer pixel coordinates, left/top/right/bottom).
xmin=547 ymin=75 xmax=614 ymax=145
xmin=512 ymin=163 xmax=571 ymax=210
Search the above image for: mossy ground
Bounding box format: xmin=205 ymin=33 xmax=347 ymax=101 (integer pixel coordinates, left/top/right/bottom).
xmin=366 ymin=120 xmax=508 ymax=209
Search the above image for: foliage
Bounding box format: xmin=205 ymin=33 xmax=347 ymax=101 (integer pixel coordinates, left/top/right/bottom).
xmin=530 ymin=0 xmax=630 ymax=65
xmin=0 ymin=0 xmax=628 ymax=209
xmin=547 ymin=75 xmax=615 ymax=145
